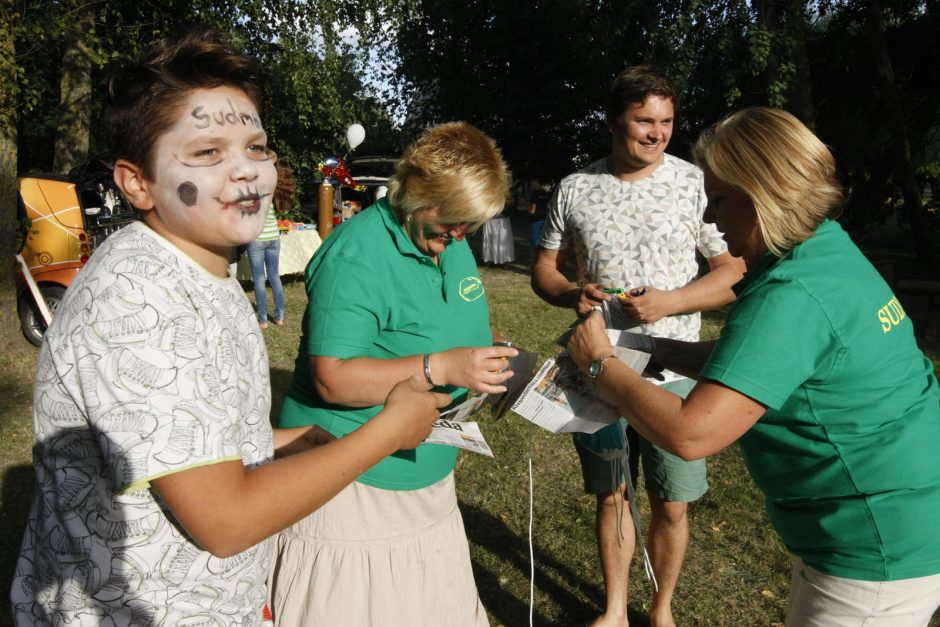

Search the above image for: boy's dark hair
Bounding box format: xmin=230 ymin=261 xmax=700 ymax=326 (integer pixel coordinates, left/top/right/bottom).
xmin=605 ymin=65 xmax=677 ymax=124
xmin=105 ymin=25 xmax=261 ymax=180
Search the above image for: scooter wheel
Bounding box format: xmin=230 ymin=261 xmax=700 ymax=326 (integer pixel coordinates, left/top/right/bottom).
xmin=18 ymin=285 xmax=65 ymax=347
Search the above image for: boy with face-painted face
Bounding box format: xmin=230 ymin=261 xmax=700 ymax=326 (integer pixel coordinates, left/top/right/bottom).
xmin=11 ymin=26 xmax=450 ymax=626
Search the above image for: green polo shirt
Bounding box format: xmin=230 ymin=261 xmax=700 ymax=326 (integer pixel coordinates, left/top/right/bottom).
xmin=280 ymin=198 xmax=492 ymax=490
xmin=700 ymin=220 xmax=940 ymax=580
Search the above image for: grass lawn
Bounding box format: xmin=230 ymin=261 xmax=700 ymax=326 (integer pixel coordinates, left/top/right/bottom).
xmin=1 ymin=215 xmax=938 ymax=626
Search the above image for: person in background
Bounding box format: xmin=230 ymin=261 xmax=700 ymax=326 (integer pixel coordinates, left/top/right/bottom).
xmin=568 ymin=107 xmax=940 ymax=627
xmin=10 ymin=25 xmax=449 ymax=625
xmin=481 ymin=199 xmax=516 ymax=267
xmin=246 ymin=158 xmax=293 ymax=328
xmin=527 ymin=176 xmax=551 ymax=258
xmin=269 ymin=122 xmax=517 ymax=626
xmin=531 ymin=65 xmax=745 ymax=627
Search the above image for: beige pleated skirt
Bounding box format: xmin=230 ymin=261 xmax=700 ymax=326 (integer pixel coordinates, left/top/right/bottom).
xmin=268 ymin=472 xmax=489 ymax=626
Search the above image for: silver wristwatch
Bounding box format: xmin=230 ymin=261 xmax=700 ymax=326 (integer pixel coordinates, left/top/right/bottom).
xmin=588 ymin=355 xmax=615 ymax=380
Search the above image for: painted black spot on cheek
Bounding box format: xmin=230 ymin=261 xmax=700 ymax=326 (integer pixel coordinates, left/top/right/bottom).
xmin=178 ymin=182 xmax=198 ymax=207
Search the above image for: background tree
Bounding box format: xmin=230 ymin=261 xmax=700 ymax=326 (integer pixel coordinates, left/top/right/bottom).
xmin=5 ymin=0 xmax=939 ymax=303
xmin=52 ymin=0 xmax=94 ymax=174
xmin=388 ymin=0 xmax=938 ymax=275
xmin=0 ymin=0 xmax=19 ymax=294
xmin=3 ymin=0 xmax=406 ymax=296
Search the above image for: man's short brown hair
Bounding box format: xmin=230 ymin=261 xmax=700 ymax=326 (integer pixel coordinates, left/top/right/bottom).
xmin=605 ymin=65 xmax=677 ymax=124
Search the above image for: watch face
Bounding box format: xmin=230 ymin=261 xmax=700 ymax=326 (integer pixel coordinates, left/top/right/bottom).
xmin=589 ymin=359 xmax=603 ymax=378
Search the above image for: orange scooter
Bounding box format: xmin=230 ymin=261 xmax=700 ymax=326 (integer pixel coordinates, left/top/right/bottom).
xmin=15 ymin=156 xmax=138 ymax=346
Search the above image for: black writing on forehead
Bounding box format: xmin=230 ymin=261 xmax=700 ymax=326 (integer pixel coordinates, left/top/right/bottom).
xmin=190 ymin=99 xmax=262 ymax=130
xmin=178 ymin=182 xmax=199 ymax=207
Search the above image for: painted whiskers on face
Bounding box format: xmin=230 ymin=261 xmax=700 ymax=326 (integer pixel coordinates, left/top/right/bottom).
xmin=141 ymin=86 xmax=279 ymax=274
xmin=170 ymin=125 xmax=275 ymax=217
xmin=216 ymin=185 xmax=271 ymax=217
xmin=175 ymin=181 xmax=270 ymax=215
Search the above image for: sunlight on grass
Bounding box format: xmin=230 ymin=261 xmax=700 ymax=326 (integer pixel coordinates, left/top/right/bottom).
xmin=2 ymin=228 xmax=938 ymax=626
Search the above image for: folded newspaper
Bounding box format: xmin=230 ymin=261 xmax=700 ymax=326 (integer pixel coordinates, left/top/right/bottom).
xmin=423 ymin=349 xmax=540 ymax=456
xmin=511 ymin=329 xmax=653 ymax=434
xmin=425 ymin=329 xmax=654 ymax=447
xmin=424 ymin=418 xmax=495 ymax=457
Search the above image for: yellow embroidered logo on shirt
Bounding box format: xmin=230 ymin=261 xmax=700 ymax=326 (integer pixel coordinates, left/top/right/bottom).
xmin=459 ymin=277 xmax=484 ymax=302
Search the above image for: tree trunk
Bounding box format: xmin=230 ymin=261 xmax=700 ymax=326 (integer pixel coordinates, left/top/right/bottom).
xmin=53 ymin=6 xmax=93 ymax=174
xmin=752 ymin=0 xmax=782 ymax=105
xmin=865 ymin=0 xmax=937 ymax=275
xmin=784 ymin=0 xmax=816 ymax=130
xmin=0 ymin=0 xmax=20 ymax=298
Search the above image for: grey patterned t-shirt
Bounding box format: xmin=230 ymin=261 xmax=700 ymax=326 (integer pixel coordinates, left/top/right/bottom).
xmin=540 ymin=154 xmax=728 ymax=343
xmin=13 ymin=221 xmax=275 ymax=625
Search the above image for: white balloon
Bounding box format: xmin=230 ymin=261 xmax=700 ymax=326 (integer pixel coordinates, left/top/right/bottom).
xmin=346 ymin=124 xmax=366 ymax=150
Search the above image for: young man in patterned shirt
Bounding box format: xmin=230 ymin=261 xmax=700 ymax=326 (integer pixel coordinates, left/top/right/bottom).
xmin=531 ymin=65 xmax=745 ymax=627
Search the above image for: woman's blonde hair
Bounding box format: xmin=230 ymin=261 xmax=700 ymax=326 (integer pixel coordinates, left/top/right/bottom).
xmin=692 ymin=107 xmax=844 ymax=257
xmin=389 ymin=122 xmax=510 ymax=232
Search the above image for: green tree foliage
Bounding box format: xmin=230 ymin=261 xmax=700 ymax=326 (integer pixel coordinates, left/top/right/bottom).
xmin=4 ymin=0 xmax=404 ymax=265
xmin=388 ymin=0 xmax=938 ymax=273
xmin=4 ymin=0 xmax=938 ymax=283
xmin=1 ymin=0 xmax=20 ymax=293
xmin=252 ymin=31 xmax=407 ymax=216
xmin=807 ymin=0 xmax=939 ymax=272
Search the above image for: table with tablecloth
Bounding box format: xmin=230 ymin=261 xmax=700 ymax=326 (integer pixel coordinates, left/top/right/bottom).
xmin=236 ymin=228 xmax=322 ymax=280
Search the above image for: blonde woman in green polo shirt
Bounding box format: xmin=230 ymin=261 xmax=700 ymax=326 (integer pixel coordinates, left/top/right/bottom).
xmin=567 ymin=107 xmax=940 ymax=626
xmin=269 ymin=122 xmax=518 ymax=626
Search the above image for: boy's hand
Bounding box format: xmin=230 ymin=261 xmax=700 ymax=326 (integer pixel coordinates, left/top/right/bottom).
xmin=380 ymin=376 xmax=453 ymax=450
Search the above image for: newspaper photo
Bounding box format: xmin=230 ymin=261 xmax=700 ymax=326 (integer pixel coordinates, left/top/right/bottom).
xmin=511 ymin=330 xmax=653 ymax=434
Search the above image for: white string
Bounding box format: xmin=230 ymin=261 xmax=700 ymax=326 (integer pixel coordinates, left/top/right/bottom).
xmin=527 ymin=423 xmax=658 ymax=627
xmin=525 ymin=423 xmax=537 ymax=626
xmin=622 ymin=447 xmax=659 ymax=592
xmin=599 ymin=428 xmax=658 ymax=592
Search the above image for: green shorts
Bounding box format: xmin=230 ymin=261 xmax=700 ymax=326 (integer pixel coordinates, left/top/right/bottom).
xmin=573 ymin=378 xmax=707 ymax=503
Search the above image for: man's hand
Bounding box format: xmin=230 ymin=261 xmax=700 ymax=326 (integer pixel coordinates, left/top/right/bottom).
xmin=616 ymin=286 xmax=677 ymax=324
xmin=576 ymin=283 xmax=612 ymax=316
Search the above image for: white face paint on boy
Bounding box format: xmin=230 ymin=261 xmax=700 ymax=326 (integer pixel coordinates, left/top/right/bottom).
xmin=123 ymin=85 xmax=277 ymax=276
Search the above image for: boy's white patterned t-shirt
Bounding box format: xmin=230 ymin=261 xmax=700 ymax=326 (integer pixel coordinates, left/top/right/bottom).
xmin=13 ymin=221 xmax=275 ymax=625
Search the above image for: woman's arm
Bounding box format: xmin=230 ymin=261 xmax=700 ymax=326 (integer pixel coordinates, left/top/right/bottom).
xmin=653 ymin=337 xmax=718 ymax=380
xmin=568 ymin=311 xmax=766 ymax=460
xmin=152 ymin=377 xmax=451 ymax=557
xmin=311 ymin=344 xmax=518 ymax=407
